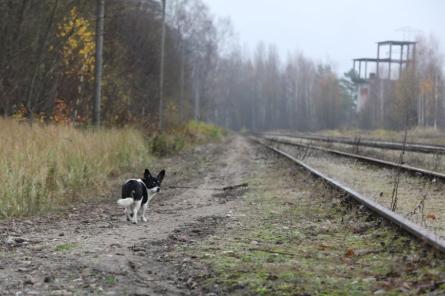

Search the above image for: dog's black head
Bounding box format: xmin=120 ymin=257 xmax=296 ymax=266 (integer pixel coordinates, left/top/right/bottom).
xmin=142 ymin=169 xmax=165 ymax=193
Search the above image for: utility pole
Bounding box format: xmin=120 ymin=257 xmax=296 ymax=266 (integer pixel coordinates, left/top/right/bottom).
xmin=179 ymin=42 xmax=185 ymax=121
xmin=193 ymin=66 xmax=200 ymax=121
xmin=159 ymin=0 xmax=167 ymax=131
xmin=93 ymin=0 xmax=105 ymax=127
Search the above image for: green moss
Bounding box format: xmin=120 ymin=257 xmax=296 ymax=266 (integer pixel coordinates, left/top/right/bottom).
xmin=55 ymin=243 xmax=77 ymax=252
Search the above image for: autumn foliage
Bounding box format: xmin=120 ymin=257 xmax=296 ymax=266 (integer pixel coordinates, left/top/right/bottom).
xmin=0 ymin=0 xmax=221 ymax=128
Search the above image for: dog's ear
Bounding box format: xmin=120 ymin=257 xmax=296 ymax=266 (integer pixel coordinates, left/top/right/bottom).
xmin=144 ymin=169 xmax=151 ymax=179
xmin=157 ymin=170 xmax=165 ymax=182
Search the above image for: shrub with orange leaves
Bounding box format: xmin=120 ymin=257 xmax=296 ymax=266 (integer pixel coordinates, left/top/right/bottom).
xmin=52 ymin=99 xmax=71 ymax=125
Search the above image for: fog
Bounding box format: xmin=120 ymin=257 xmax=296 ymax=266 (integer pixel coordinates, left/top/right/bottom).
xmin=0 ymin=0 xmax=444 ymax=133
xmin=206 ymin=0 xmax=445 ymax=74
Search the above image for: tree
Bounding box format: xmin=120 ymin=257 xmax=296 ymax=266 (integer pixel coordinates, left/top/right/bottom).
xmin=58 ymin=6 xmax=95 ymax=124
xmin=391 ymin=68 xmax=418 ymax=129
xmin=416 ymin=35 xmax=444 ymax=128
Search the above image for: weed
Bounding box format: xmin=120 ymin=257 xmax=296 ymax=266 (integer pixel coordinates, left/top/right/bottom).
xmin=55 ymin=243 xmax=77 ymax=252
xmin=104 ymin=275 xmax=117 ymax=286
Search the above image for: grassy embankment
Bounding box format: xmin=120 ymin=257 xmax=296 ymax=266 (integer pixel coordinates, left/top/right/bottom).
xmin=315 ymin=127 xmax=445 ymax=145
xmin=0 ymin=118 xmax=224 ymax=218
xmin=181 ymin=154 xmax=445 ymax=295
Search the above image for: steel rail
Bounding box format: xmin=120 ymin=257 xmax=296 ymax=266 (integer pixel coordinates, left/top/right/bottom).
xmin=264 ymin=135 xmax=445 ymax=181
xmin=250 ymin=136 xmax=445 ymax=253
xmin=264 ymin=132 xmax=445 ymax=155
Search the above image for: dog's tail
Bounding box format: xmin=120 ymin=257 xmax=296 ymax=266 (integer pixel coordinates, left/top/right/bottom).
xmin=117 ymin=190 xmax=135 ymax=207
xmin=117 ymin=198 xmax=133 ymax=207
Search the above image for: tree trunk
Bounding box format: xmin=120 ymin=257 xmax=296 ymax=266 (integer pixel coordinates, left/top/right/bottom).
xmin=26 ymin=0 xmax=59 ymax=124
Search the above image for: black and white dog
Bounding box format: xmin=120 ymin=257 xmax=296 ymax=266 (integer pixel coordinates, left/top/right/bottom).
xmin=117 ymin=169 xmax=165 ymax=224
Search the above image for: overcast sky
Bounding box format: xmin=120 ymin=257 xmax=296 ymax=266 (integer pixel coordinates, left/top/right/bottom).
xmin=204 ymin=0 xmax=445 ymax=74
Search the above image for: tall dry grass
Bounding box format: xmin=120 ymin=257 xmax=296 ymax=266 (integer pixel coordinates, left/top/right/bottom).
xmin=0 ymin=118 xmax=152 ymax=218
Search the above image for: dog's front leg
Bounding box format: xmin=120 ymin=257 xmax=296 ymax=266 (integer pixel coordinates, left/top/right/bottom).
xmin=142 ymin=203 xmax=149 ymax=222
xmin=132 ymin=200 xmax=142 ymax=224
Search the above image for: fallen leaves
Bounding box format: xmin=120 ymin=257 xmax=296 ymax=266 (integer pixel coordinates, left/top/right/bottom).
xmin=344 ymin=248 xmax=355 ymax=257
xmin=344 ymin=247 xmax=384 ymax=258
xmin=426 ymin=213 xmax=437 ymax=220
xmin=317 ymin=243 xmax=330 ymax=251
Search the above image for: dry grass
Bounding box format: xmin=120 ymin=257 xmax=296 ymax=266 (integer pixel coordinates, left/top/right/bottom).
xmin=0 ymin=118 xmax=152 ymax=218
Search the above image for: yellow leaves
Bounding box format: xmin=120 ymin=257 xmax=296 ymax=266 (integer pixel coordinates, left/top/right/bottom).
xmin=11 ymin=104 xmax=28 ymax=121
xmin=167 ymin=102 xmax=178 ymax=112
xmin=57 ymin=7 xmax=95 ymax=79
xmin=11 ymin=105 xmax=47 ymax=123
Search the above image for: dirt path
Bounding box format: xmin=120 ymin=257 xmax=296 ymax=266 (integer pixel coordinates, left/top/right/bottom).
xmin=0 ymin=135 xmax=255 ymax=295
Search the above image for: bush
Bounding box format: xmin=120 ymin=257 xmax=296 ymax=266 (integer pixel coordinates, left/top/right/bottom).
xmin=150 ymin=120 xmax=226 ymax=157
xmin=151 ymin=133 xmax=185 ymax=157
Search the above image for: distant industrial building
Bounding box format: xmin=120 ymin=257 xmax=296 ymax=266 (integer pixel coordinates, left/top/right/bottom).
xmin=352 ymin=41 xmax=416 ymax=127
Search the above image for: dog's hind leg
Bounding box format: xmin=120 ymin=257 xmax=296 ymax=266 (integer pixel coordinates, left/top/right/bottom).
xmin=124 ymin=207 xmax=131 ymax=221
xmin=132 ymin=200 xmax=142 ymax=224
xmin=142 ymin=203 xmax=149 ymax=222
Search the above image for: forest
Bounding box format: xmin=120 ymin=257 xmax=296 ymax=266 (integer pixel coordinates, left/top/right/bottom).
xmin=0 ymin=0 xmax=444 ymax=131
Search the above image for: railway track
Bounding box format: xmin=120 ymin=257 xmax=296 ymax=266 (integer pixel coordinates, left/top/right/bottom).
xmin=250 ymin=135 xmax=445 ymax=253
xmin=263 ymin=134 xmax=445 ymax=181
xmin=265 ymin=132 xmax=445 ymax=155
